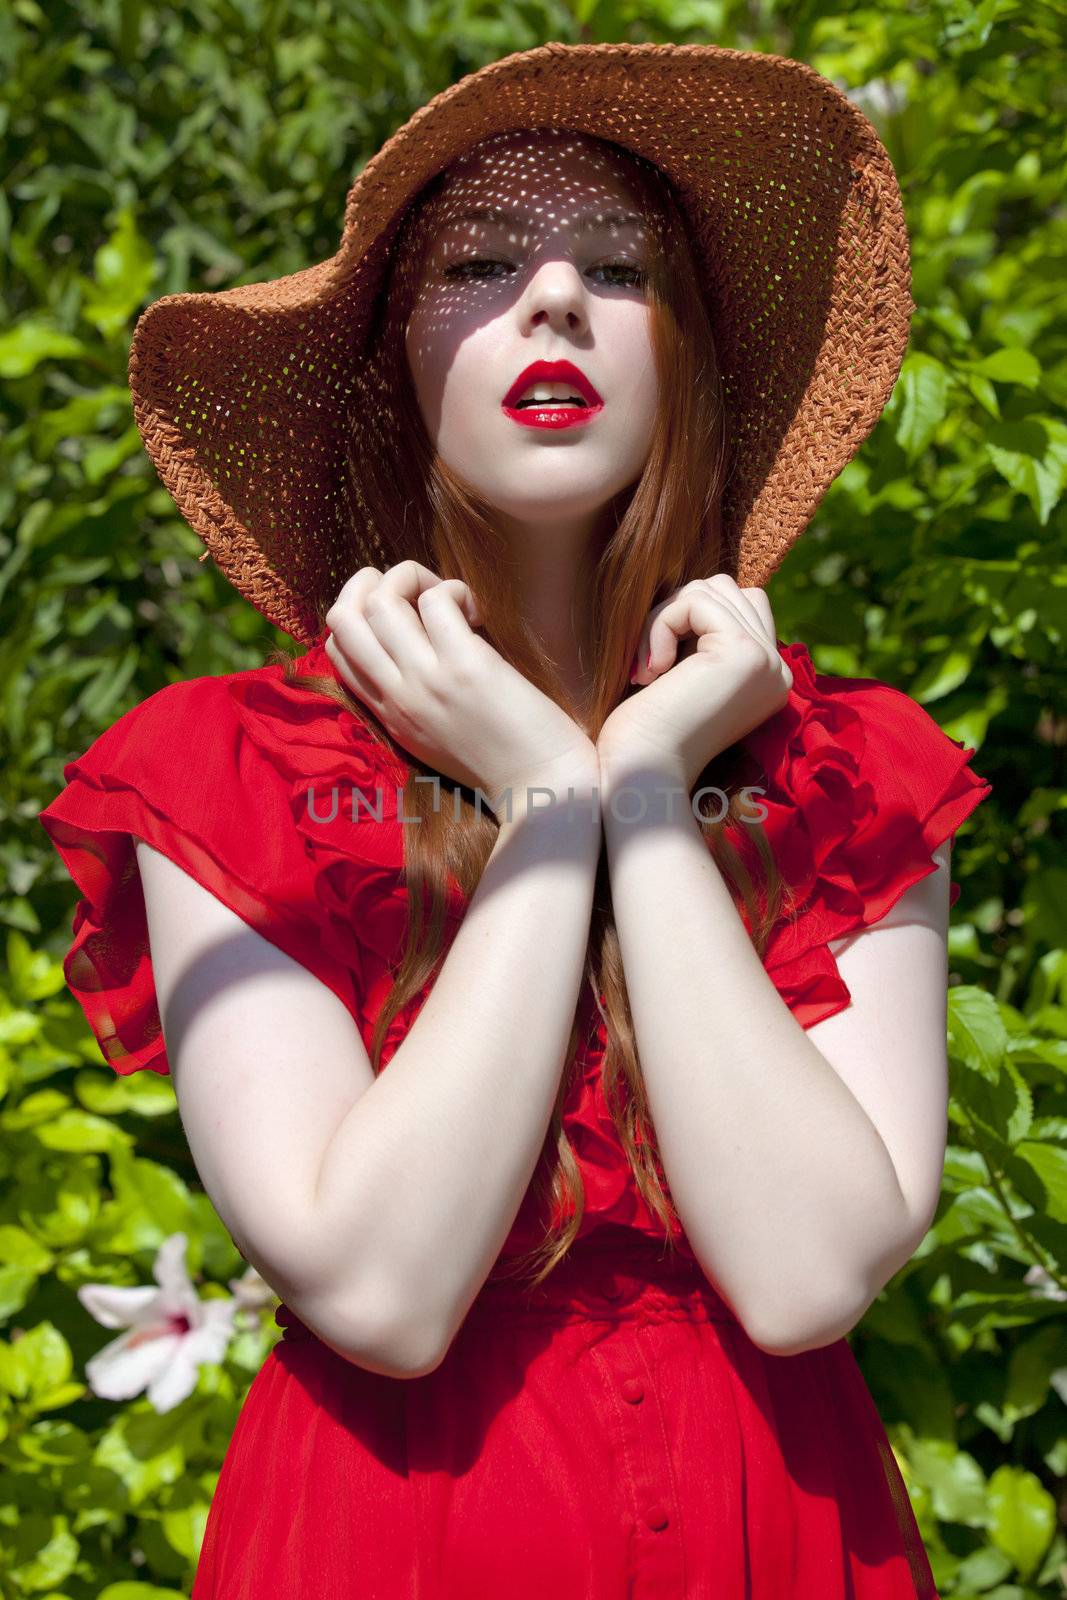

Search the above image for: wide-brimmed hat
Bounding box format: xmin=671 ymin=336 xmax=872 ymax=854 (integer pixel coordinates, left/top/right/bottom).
xmin=127 ymin=40 xmax=914 ymax=645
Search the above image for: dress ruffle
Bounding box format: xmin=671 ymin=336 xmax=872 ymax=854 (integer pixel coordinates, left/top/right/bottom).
xmin=734 ymin=639 xmax=992 ymax=1030
xmin=36 ymin=658 xmax=369 ymax=1076
xmin=226 ymin=630 xmax=472 ymax=1071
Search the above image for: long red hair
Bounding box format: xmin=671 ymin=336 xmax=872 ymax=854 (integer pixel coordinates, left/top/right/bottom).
xmin=267 ymin=132 xmax=799 ymax=1287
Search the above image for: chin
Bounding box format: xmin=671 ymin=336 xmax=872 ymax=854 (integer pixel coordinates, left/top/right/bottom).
xmin=490 ymin=492 xmax=622 ymax=525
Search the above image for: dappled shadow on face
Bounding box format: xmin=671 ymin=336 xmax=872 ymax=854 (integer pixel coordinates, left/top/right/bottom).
xmin=396 ymin=129 xmax=664 ymax=460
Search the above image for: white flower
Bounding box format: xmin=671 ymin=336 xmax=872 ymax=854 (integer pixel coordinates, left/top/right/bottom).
xmin=227 ymin=1261 xmax=277 ymax=1325
xmin=1024 ymin=1264 xmax=1067 ymax=1303
xmin=77 ymin=1232 xmax=237 ymax=1413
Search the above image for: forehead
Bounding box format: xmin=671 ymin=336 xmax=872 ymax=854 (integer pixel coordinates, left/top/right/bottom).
xmin=418 ymin=130 xmax=647 ymax=232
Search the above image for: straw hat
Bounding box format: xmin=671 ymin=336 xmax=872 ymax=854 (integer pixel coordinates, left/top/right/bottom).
xmin=127 ymin=40 xmax=914 ymax=645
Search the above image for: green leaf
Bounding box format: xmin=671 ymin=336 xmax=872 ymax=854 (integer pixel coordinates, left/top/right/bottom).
xmin=6 ymin=1513 xmax=80 ymax=1591
xmin=1003 ymin=1324 xmax=1067 ymax=1423
xmin=987 ymin=1464 xmax=1057 ymax=1576
xmin=98 ymin=1585 xmax=190 ymax=1599
xmin=0 ymin=319 xmax=91 ymax=377
xmin=0 ymin=1320 xmax=73 ymax=1402
xmin=34 ymin=1110 xmax=129 ymax=1154
xmin=1014 ymin=1142 xmax=1067 ymax=1224
xmin=893 ymin=352 xmax=953 ymax=460
xmin=970 ymin=347 xmax=1042 ymax=388
xmin=986 ymin=416 xmax=1067 ymax=524
xmin=907 ymin=1438 xmax=988 ymax=1524
xmin=910 ymin=648 xmax=974 ymax=703
xmin=947 ymin=987 xmax=1009 ymax=1080
xmin=81 ymin=206 xmax=158 ymax=339
xmin=966 ymin=372 xmax=1000 ymax=418
xmin=6 ymin=930 xmax=69 ymax=1001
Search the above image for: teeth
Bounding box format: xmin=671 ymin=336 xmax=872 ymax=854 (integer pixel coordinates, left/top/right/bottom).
xmin=514 ymin=381 xmax=587 ymax=407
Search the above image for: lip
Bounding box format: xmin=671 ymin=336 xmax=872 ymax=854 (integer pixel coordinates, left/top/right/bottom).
xmin=502 ymin=358 xmax=604 ymax=431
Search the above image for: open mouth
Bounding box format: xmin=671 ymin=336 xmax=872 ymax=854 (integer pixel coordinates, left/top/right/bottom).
xmin=501 ymin=365 xmax=604 ymax=429
xmin=502 ymin=361 xmax=604 ymax=411
xmin=512 ymin=384 xmax=590 ymax=410
xmin=515 ymin=397 xmax=587 ymax=409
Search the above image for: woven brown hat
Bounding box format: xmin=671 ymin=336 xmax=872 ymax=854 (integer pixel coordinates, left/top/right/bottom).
xmin=127 ymin=40 xmax=914 ymax=646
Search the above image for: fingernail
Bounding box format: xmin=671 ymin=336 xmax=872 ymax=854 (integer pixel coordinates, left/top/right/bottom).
xmin=646 ymin=649 xmax=653 ymax=670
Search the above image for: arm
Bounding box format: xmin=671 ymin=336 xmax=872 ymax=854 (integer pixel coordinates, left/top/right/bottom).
xmin=312 ymin=777 xmax=602 ymax=1367
xmin=139 ymin=770 xmax=601 ymax=1379
xmin=599 ymin=762 xmax=952 ymax=1357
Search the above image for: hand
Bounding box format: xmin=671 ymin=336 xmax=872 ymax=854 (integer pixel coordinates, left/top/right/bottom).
xmin=597 ymin=576 xmax=794 ymax=796
xmin=323 ymin=561 xmax=598 ymax=819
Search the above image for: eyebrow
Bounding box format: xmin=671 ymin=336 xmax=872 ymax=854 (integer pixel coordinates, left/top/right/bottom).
xmin=444 ymin=205 xmax=646 ymax=233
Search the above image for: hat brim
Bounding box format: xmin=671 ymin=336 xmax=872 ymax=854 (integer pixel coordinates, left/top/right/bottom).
xmin=129 ymin=41 xmax=913 ymax=643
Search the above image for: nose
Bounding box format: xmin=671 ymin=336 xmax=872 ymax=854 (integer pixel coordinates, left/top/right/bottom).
xmin=522 ymin=259 xmax=589 ymax=333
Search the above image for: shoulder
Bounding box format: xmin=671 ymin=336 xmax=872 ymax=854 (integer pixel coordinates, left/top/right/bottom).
xmin=55 ymin=657 xmax=277 ymax=785
xmin=37 ymin=638 xmax=382 ymax=1075
xmin=739 ymin=638 xmax=992 ymax=1030
xmin=750 ymin=637 xmax=990 ymax=823
xmin=56 ymin=634 xmax=387 ymax=791
xmin=791 ymin=640 xmax=978 ymax=758
xmin=38 ymin=638 xmax=377 ymax=889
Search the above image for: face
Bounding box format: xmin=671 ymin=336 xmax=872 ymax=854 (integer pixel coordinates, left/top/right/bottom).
xmin=402 ymin=130 xmax=660 ymax=540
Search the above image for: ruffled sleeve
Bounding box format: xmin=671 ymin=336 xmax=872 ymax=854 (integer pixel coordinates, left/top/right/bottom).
xmin=737 ymin=640 xmax=993 ymax=1031
xmin=37 ymin=662 xmax=369 ymax=1076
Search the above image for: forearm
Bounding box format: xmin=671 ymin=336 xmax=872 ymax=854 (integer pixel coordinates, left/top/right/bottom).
xmin=314 ymin=779 xmax=602 ymax=1373
xmin=601 ymin=762 xmax=913 ymax=1354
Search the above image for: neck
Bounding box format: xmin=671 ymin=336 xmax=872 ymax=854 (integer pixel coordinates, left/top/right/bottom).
xmin=496 ymin=501 xmax=616 ymax=726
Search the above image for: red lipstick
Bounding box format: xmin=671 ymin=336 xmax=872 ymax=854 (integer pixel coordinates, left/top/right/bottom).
xmin=502 ymin=358 xmax=604 ymax=432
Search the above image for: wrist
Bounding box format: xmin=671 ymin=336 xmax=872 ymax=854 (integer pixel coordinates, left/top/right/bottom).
xmin=599 ymin=768 xmax=694 ymax=834
xmin=486 ymin=749 xmax=601 ymax=829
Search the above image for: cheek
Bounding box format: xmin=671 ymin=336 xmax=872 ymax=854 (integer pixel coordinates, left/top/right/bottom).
xmin=403 ymin=312 xmax=444 ymax=411
xmin=612 ymin=308 xmax=658 ymax=428
xmin=405 ymin=302 xmax=498 ymax=426
xmin=439 ymin=328 xmax=510 ymax=436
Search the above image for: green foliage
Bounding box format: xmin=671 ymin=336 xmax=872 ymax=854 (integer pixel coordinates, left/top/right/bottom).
xmin=2 ymin=0 xmax=1064 ymax=1593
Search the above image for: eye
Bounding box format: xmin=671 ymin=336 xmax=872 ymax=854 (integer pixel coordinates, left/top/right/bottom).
xmin=443 ymin=257 xmax=647 ymax=288
xmin=442 ymin=257 xmax=508 ymax=282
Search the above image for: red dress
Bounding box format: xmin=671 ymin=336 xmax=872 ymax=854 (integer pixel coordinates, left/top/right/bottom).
xmin=38 ymin=630 xmax=991 ymax=1599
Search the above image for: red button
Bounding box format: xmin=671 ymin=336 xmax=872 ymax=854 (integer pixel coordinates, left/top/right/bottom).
xmin=645 ymin=1504 xmax=669 ymax=1531
xmin=621 ymin=1378 xmax=644 ymax=1404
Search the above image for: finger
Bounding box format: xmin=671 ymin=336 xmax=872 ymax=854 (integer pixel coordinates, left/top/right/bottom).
xmin=377 ymin=559 xmax=484 ymax=627
xmin=633 ymin=579 xmax=706 ymax=681
xmin=635 ymin=577 xmax=766 ymax=682
xmin=323 ymin=628 xmax=383 ymax=710
xmin=324 ymin=566 xmax=385 ymax=632
xmin=739 ymin=586 xmax=777 ymax=643
xmin=705 ymin=581 xmax=792 ymax=691
xmin=360 ymin=578 xmax=440 ymax=677
xmin=326 ymin=561 xmax=453 ymax=645
xmin=415 ymin=580 xmax=487 ymax=660
xmin=706 ymin=576 xmax=777 ymax=647
xmin=643 ymin=595 xmax=742 ymax=681
xmin=417 ymin=576 xmax=485 ymax=633
xmin=374 ymin=560 xmax=487 ymax=663
xmin=377 ymin=559 xmax=453 ymax=605
xmin=324 ymin=568 xmax=402 ymax=694
xmin=644 ymin=587 xmax=757 ymax=678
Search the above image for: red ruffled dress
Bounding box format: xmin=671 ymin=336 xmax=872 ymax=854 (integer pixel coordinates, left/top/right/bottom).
xmin=38 ymin=631 xmax=991 ymax=1599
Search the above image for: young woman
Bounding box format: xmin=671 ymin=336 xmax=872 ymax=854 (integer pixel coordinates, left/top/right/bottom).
xmin=38 ymin=44 xmax=990 ymax=1598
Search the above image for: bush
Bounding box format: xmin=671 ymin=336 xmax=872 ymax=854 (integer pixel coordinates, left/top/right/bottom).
xmin=3 ymin=1 xmax=1064 ymax=1593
